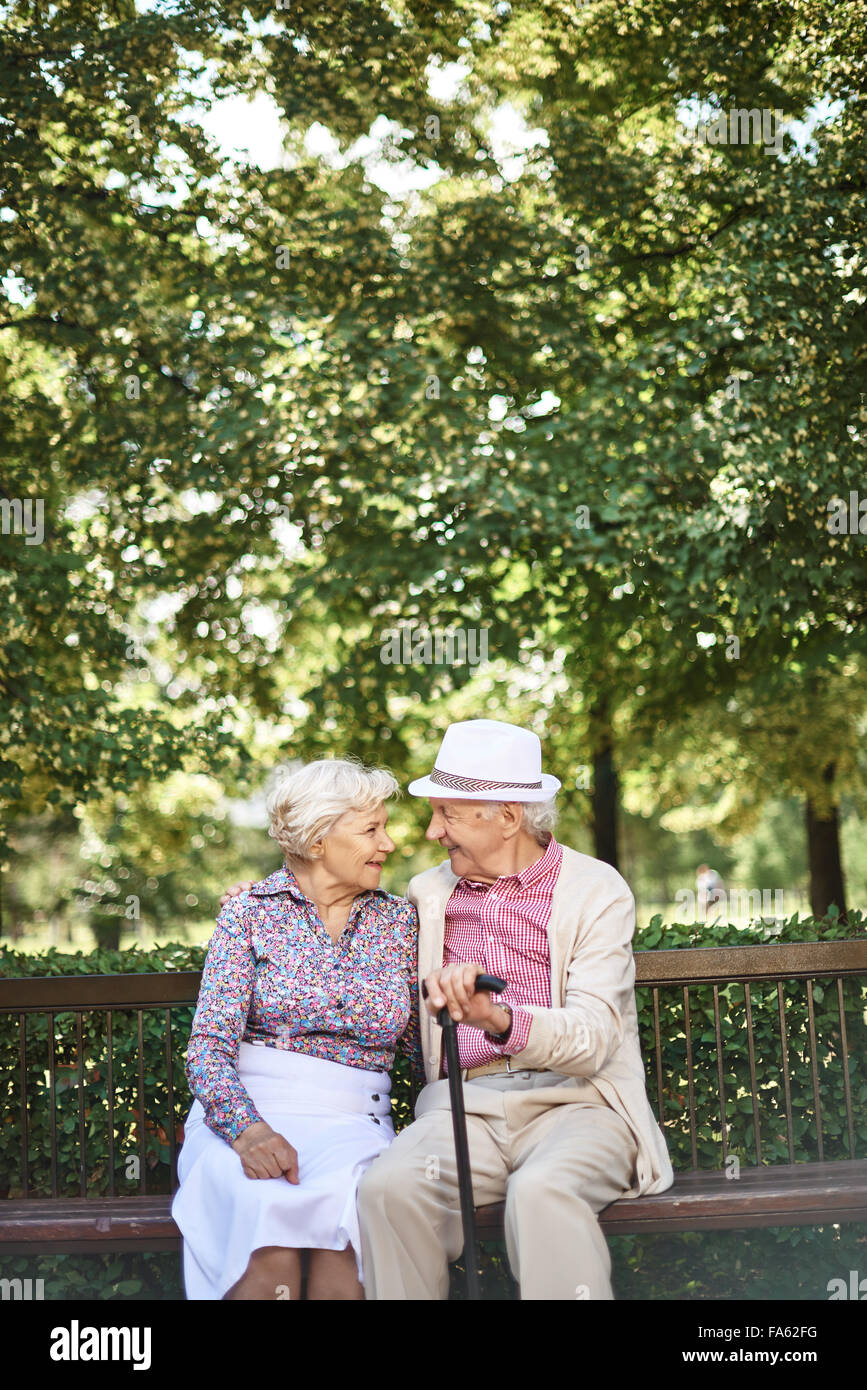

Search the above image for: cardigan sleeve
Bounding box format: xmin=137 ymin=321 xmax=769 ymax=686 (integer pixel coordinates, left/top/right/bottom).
xmin=185 ymin=898 xmax=266 ymax=1143
xmin=503 ymin=884 xmax=636 ymax=1078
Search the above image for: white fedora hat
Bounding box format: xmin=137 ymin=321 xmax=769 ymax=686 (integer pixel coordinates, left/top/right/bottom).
xmin=407 ymin=719 xmax=561 ymax=802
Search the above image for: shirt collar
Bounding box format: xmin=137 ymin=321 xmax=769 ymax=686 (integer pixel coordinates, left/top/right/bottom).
xmin=515 ymin=834 xmax=561 ymax=888
xmin=459 ymin=835 xmax=561 ymax=892
xmin=249 ymin=867 xmax=306 ymax=899
xmin=248 ymin=865 xmax=390 ymax=914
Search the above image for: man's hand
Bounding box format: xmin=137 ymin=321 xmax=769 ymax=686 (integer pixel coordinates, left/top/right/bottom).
xmin=231 ymin=1121 xmax=300 ymax=1182
xmin=423 ymin=963 xmax=510 ymax=1034
xmin=219 ymin=881 xmax=253 ymax=908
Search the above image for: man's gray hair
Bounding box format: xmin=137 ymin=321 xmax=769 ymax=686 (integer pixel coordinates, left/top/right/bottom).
xmin=481 ymin=798 xmax=559 ymax=846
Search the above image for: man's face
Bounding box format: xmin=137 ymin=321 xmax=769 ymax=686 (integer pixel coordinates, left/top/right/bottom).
xmin=424 ymin=798 xmax=506 ymax=882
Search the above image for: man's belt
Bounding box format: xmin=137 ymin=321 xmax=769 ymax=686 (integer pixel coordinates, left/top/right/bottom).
xmin=463 ymin=1057 xmax=538 ymax=1080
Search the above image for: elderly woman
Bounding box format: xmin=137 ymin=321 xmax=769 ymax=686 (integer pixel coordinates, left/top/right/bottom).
xmin=171 ymin=758 xmax=422 ymax=1300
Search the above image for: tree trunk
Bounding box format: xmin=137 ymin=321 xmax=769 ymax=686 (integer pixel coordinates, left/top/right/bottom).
xmin=592 ymin=737 xmax=620 ymax=870
xmin=805 ymin=763 xmax=847 ymax=920
xmin=94 ymin=919 xmax=122 ymax=951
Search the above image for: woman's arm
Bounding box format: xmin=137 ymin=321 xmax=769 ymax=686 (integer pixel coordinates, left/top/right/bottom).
xmin=186 ymin=898 xmax=266 ymax=1143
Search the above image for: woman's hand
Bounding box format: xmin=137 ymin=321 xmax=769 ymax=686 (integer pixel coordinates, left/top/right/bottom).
xmin=219 ymin=881 xmax=254 ymax=908
xmin=231 ymin=1121 xmax=300 ymax=1182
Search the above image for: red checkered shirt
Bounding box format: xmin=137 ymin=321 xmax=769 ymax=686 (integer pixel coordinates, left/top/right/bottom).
xmin=442 ymin=834 xmax=563 ymax=1072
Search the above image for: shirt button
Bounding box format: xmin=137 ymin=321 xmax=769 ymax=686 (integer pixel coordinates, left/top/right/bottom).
xmin=371 ymin=1093 xmax=380 ymax=1102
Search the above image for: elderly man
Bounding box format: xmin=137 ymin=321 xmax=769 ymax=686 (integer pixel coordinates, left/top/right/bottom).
xmin=356 ymin=718 xmax=673 ymax=1300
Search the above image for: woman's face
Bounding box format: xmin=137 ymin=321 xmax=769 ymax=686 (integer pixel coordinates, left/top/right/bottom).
xmin=316 ymin=802 xmax=396 ymax=891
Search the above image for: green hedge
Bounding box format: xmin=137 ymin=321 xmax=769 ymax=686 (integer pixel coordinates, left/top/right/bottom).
xmin=1 ymin=911 xmax=865 ymax=1299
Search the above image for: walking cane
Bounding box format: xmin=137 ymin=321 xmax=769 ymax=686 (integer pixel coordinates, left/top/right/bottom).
xmin=421 ymin=971 xmax=508 ymax=1300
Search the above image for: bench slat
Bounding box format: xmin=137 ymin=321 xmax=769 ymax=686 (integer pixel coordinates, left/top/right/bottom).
xmin=0 ymin=973 xmax=201 ymax=1011
xmin=477 ymin=1159 xmax=867 ymax=1234
xmin=3 ymin=1160 xmax=865 ymax=1252
xmin=633 ymin=939 xmax=867 ymax=985
xmin=0 ymin=1196 xmax=180 ymax=1253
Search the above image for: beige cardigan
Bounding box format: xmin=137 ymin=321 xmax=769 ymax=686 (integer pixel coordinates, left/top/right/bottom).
xmin=407 ymin=845 xmax=675 ymax=1198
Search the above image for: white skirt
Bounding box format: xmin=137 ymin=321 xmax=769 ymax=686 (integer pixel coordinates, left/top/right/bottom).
xmin=171 ymin=1043 xmax=394 ymax=1299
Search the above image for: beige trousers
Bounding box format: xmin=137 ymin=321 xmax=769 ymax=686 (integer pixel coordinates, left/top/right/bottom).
xmin=357 ymin=1069 xmax=639 ymax=1300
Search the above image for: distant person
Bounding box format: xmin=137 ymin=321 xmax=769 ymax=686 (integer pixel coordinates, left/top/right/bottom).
xmin=696 ymin=864 xmax=725 ymax=920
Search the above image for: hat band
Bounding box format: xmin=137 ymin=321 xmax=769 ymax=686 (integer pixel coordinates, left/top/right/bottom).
xmin=429 ymin=767 xmax=543 ymax=792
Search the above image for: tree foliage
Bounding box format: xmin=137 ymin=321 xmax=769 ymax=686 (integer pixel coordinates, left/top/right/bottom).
xmin=1 ymin=0 xmax=864 ymax=915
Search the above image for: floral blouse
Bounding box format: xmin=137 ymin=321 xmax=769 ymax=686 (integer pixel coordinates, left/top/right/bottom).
xmin=186 ymin=867 xmax=424 ymax=1142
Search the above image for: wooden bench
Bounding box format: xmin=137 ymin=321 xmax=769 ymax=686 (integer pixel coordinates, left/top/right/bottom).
xmin=1 ymin=938 xmax=865 ymax=1256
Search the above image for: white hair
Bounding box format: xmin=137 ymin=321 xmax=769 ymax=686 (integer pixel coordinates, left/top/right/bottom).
xmin=266 ymin=758 xmax=399 ymax=862
xmin=481 ymin=798 xmax=559 ymax=846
